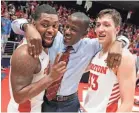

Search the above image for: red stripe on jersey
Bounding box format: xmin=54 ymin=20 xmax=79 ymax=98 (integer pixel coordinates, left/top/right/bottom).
xmin=109 ymin=93 xmax=120 ymax=101
xmin=109 ymin=83 xmax=120 ymax=104
xmin=112 ymin=86 xmax=119 ymax=92
xmin=106 ymin=82 xmax=119 ymax=111
xmin=111 ymin=90 xmax=120 ymax=96
xmin=18 ymin=100 xmax=31 ymax=112
xmin=108 ymin=96 xmax=120 ymax=105
xmin=106 ymin=100 xmax=118 ymax=112
xmin=114 ymin=83 xmax=119 ymax=87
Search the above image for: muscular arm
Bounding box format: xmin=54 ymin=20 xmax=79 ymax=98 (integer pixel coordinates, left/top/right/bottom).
xmin=11 ymin=45 xmax=53 ymax=104
xmin=116 ymin=50 xmax=136 ymax=112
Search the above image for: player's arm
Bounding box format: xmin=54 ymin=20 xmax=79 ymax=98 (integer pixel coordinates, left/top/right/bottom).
xmin=116 ymin=50 xmax=136 ymax=112
xmin=11 ymin=45 xmax=66 ymax=104
xmin=11 ymin=45 xmax=53 ymax=104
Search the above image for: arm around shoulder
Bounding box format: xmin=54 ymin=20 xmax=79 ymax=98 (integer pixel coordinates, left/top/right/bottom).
xmin=117 ymin=35 xmax=130 ymax=49
xmin=11 ymin=18 xmax=28 ymax=35
xmin=11 ymin=45 xmax=39 ymax=103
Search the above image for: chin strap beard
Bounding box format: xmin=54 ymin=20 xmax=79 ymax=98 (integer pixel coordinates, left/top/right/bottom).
xmin=42 ymin=40 xmax=48 ymax=48
xmin=42 ymin=39 xmax=54 ymax=48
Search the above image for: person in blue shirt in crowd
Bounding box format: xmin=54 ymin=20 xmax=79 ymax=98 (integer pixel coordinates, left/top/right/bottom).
xmin=1 ymin=12 xmax=11 ymax=54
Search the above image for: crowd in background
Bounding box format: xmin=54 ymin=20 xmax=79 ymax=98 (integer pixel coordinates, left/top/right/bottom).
xmin=1 ymin=1 xmax=139 ymax=55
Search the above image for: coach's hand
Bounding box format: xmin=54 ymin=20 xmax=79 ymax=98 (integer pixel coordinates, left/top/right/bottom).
xmin=24 ymin=23 xmax=42 ymax=58
xmin=107 ymin=41 xmax=122 ymax=69
xmin=48 ymin=53 xmax=67 ymax=81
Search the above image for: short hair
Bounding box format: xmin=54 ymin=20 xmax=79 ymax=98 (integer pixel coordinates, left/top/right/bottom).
xmin=32 ymin=4 xmax=57 ymax=20
xmin=96 ymin=9 xmax=122 ymax=27
xmin=71 ymin=12 xmax=90 ymax=29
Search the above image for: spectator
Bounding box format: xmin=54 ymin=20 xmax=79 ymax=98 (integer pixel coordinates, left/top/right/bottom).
xmin=87 ymin=27 xmax=96 ymax=39
xmin=1 ymin=12 xmax=11 ymax=53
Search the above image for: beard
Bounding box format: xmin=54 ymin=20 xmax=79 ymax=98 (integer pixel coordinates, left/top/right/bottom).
xmin=42 ymin=38 xmax=54 ymax=48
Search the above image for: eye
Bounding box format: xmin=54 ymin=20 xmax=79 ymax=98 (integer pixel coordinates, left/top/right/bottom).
xmin=71 ymin=28 xmax=77 ymax=32
xmin=104 ymin=24 xmax=110 ymax=27
xmin=53 ymin=24 xmax=58 ymax=29
xmin=95 ymin=24 xmax=100 ymax=28
xmin=42 ymin=24 xmax=48 ymax=28
xmin=65 ymin=25 xmax=69 ymax=29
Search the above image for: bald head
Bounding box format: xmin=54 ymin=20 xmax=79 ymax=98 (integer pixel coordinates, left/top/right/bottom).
xmin=70 ymin=12 xmax=90 ymax=30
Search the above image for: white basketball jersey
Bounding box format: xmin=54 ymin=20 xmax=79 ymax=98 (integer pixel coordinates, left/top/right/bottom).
xmin=84 ymin=51 xmax=120 ymax=113
xmin=7 ymin=38 xmax=49 ymax=113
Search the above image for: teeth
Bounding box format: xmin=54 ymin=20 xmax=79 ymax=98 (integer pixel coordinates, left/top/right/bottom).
xmin=46 ymin=37 xmax=52 ymax=40
xmin=99 ymin=35 xmax=105 ymax=37
xmin=66 ymin=37 xmax=71 ymax=39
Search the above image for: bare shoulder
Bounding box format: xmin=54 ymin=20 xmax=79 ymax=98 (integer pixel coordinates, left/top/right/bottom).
xmin=11 ymin=45 xmax=39 ymax=74
xmin=12 ymin=44 xmax=37 ymax=64
xmin=118 ymin=49 xmax=135 ymax=73
xmin=117 ymin=49 xmax=136 ymax=80
xmin=121 ymin=49 xmax=135 ymax=64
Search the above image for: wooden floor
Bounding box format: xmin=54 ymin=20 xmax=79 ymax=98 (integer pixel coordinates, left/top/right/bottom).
xmin=1 ymin=68 xmax=139 ymax=112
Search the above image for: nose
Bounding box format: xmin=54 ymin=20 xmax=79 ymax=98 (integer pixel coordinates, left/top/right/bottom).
xmin=65 ymin=28 xmax=71 ymax=35
xmin=98 ymin=25 xmax=105 ymax=32
xmin=96 ymin=25 xmax=105 ymax=34
xmin=47 ymin=26 xmax=54 ymax=35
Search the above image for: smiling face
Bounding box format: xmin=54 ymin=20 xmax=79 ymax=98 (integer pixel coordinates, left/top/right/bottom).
xmin=63 ymin=16 xmax=87 ymax=46
xmin=33 ymin=13 xmax=59 ymax=48
xmin=95 ymin=9 xmax=121 ymax=48
xmin=95 ymin=14 xmax=120 ymax=48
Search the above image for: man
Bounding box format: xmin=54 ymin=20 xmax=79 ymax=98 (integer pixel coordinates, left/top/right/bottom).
xmin=84 ymin=9 xmax=135 ymax=112
xmin=1 ymin=12 xmax=11 ymax=42
xmin=7 ymin=4 xmax=66 ymax=113
xmin=1 ymin=12 xmax=11 ymax=59
xmin=11 ymin=11 xmax=129 ymax=112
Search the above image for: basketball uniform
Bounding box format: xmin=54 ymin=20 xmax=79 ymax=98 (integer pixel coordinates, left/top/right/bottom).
xmin=84 ymin=51 xmax=120 ymax=113
xmin=7 ymin=38 xmax=49 ymax=113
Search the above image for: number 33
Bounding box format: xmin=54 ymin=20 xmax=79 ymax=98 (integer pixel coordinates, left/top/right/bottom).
xmin=89 ymin=73 xmax=98 ymax=90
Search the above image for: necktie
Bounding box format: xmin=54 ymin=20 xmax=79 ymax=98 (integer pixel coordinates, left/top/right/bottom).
xmin=46 ymin=46 xmax=73 ymax=101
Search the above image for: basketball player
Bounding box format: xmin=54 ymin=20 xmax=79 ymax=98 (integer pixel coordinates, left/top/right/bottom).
xmin=84 ymin=9 xmax=136 ymax=112
xmin=7 ymin=4 xmax=66 ymax=113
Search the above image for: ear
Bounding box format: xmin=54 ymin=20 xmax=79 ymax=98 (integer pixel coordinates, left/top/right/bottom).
xmin=116 ymin=26 xmax=120 ymax=35
xmin=31 ymin=19 xmax=36 ymax=26
xmin=83 ymin=29 xmax=88 ymax=37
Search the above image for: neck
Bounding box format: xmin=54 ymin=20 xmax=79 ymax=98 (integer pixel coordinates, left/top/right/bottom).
xmin=101 ymin=41 xmax=114 ymax=55
xmin=102 ymin=44 xmax=110 ymax=54
xmin=44 ymin=48 xmax=48 ymax=54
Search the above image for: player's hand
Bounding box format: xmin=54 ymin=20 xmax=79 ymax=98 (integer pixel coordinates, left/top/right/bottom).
xmin=106 ymin=41 xmax=122 ymax=69
xmin=24 ymin=24 xmax=42 ymax=58
xmin=48 ymin=53 xmax=67 ymax=81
